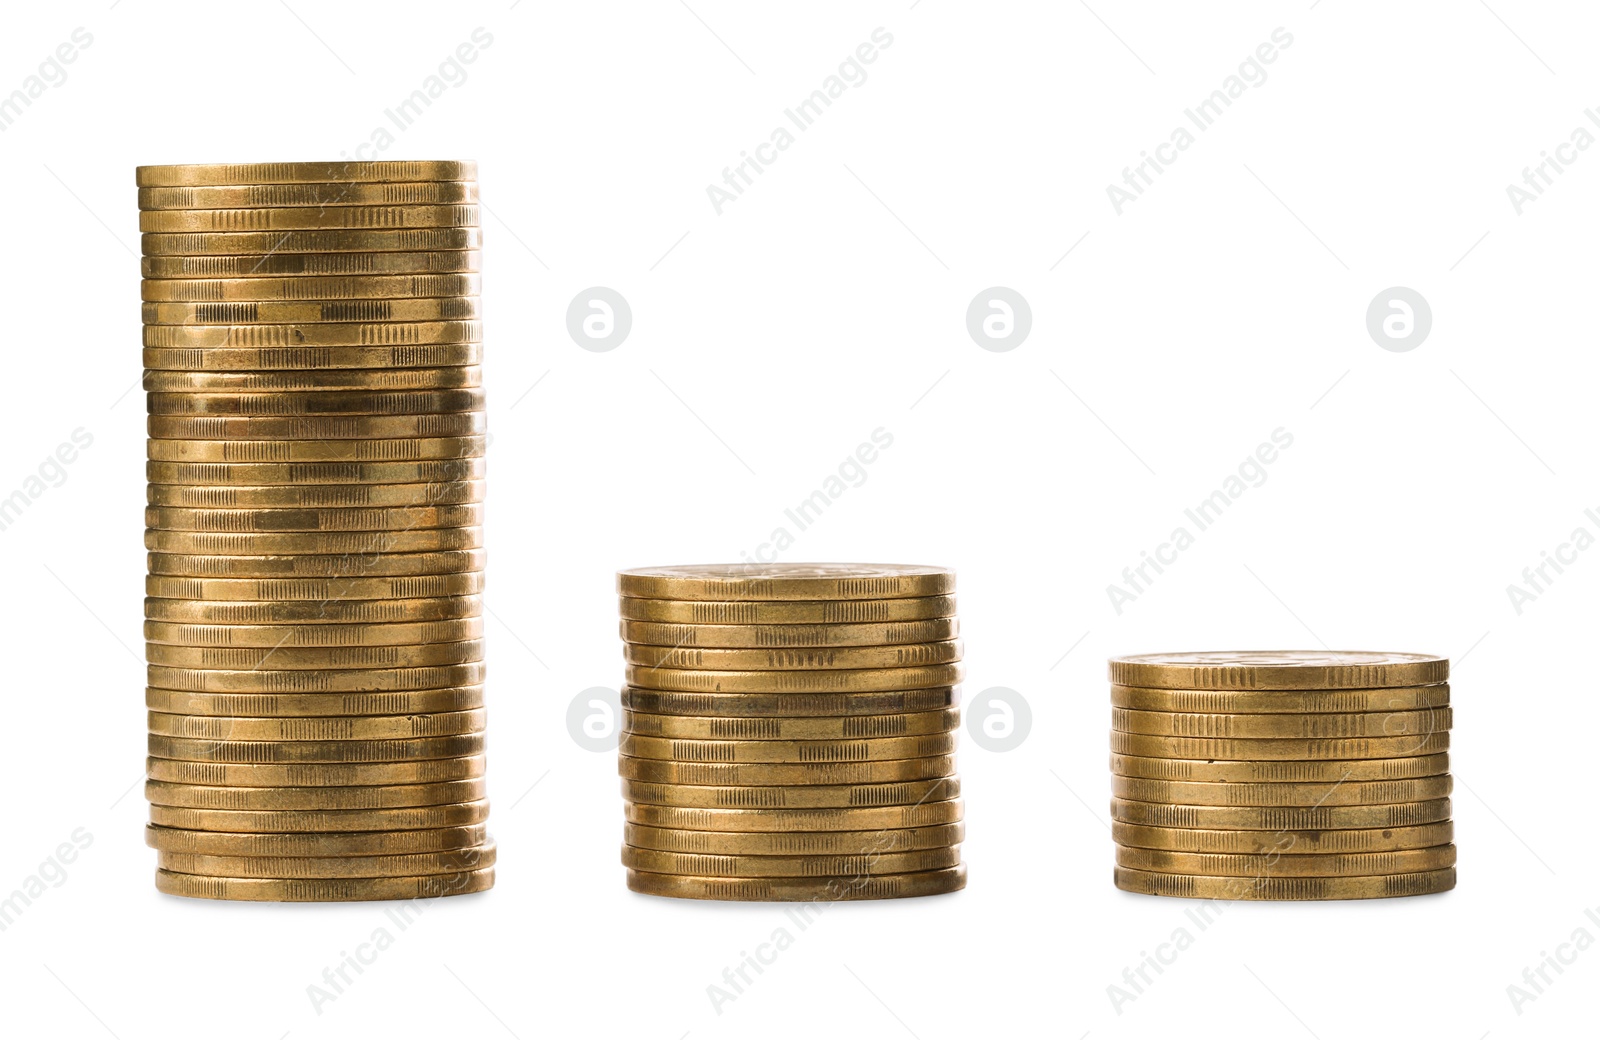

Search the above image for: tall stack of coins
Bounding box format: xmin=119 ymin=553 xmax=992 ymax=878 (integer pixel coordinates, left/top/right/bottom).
xmin=1107 ymin=651 xmax=1454 ymax=900
xmin=616 ymin=564 xmax=967 ymax=901
xmin=139 ymin=160 xmax=493 ymax=901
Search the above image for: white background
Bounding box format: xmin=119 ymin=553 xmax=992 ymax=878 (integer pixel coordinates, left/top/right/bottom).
xmin=0 ymin=1 xmax=1595 ymax=1037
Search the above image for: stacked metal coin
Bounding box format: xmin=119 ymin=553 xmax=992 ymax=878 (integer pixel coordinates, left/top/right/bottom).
xmin=139 ymin=160 xmax=493 ymax=901
xmin=1107 ymin=651 xmax=1454 ymax=900
xmin=616 ymin=564 xmax=967 ymax=901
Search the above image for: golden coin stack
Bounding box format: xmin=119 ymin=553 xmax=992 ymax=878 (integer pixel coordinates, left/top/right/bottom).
xmin=1107 ymin=651 xmax=1455 ymax=900
xmin=616 ymin=564 xmax=967 ymax=901
xmin=139 ymin=160 xmax=493 ymax=902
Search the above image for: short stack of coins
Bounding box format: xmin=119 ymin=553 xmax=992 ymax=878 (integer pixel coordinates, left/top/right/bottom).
xmin=1107 ymin=651 xmax=1454 ymax=900
xmin=139 ymin=160 xmax=493 ymax=901
xmin=616 ymin=564 xmax=967 ymax=901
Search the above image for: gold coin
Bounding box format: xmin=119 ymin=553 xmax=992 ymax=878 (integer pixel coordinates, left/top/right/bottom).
xmin=1110 ymin=798 xmax=1452 ymax=829
xmin=618 ymin=733 xmax=958 ymax=763
xmin=139 ymin=181 xmax=479 ymax=209
xmin=617 ymin=563 xmax=954 ymax=601
xmin=625 ymin=865 xmax=965 ymax=901
xmin=620 ymin=777 xmax=961 ymax=809
xmin=1112 ymin=707 xmax=1451 ymax=739
xmin=147 ymin=458 xmax=485 ymax=486
xmin=625 ymin=664 xmax=964 ymax=694
xmin=1115 ymin=820 xmax=1455 ymax=854
xmin=1110 ymin=731 xmax=1448 ymax=760
xmin=1115 ymin=845 xmax=1457 ymax=877
xmin=617 ymin=755 xmax=957 ymax=786
xmin=625 ymin=641 xmax=963 ymax=671
xmin=148 ymin=733 xmax=484 ymax=763
xmin=142 ymin=296 xmax=480 ymax=325
xmin=144 ymin=344 xmax=482 ymax=373
xmin=145 ymin=368 xmax=482 ymax=393
xmin=144 ymin=823 xmax=488 ymax=856
xmin=144 ymin=572 xmax=485 ymax=602
xmin=148 ymin=800 xmax=489 ymax=832
xmin=621 ymin=686 xmax=960 ymax=717
xmin=146 ymin=388 xmax=486 ymax=416
xmin=142 ymin=249 xmax=481 ymax=279
xmin=1110 ymin=775 xmax=1453 ymax=806
xmin=158 ymin=844 xmax=494 ymax=879
xmin=145 ymin=639 xmax=484 ymax=670
xmin=139 ymin=206 xmax=479 ymax=234
xmin=623 ymin=823 xmax=963 ymax=855
xmin=144 ymin=319 xmax=480 ymax=349
xmin=1111 ymin=752 xmax=1450 ymax=783
xmin=1107 ymin=651 xmax=1449 ymax=690
xmin=146 ymin=661 xmax=485 ymax=693
xmin=135 ymin=160 xmax=478 ymax=187
xmin=141 ymin=272 xmax=477 ymax=304
xmin=144 ymin=594 xmax=481 ymax=624
xmin=621 ymin=846 xmax=960 ymax=878
xmin=147 ymin=549 xmax=486 ymax=579
xmin=145 ymin=617 xmax=481 ymax=648
xmin=146 ymin=686 xmax=484 ymax=717
xmin=619 ymin=595 xmax=957 ymax=624
xmin=141 ymin=227 xmax=483 ymax=256
xmin=148 ymin=435 xmax=484 ymax=462
xmin=155 ymin=867 xmax=494 ymax=901
xmin=145 ymin=521 xmax=480 ymax=547
xmin=146 ymin=755 xmax=485 ymax=786
xmin=146 ymin=778 xmax=485 ymax=810
xmin=149 ymin=412 xmax=486 ymax=440
xmin=1110 ymin=683 xmax=1450 ymax=714
xmin=623 ymin=709 xmax=960 ymax=740
xmin=146 ymin=481 xmax=484 ymax=509
xmin=620 ymin=618 xmax=959 ymax=648
xmin=145 ymin=502 xmax=483 ymax=532
xmin=624 ymin=800 xmax=963 ymax=832
xmin=1113 ymin=865 xmax=1455 ymax=900
xmin=147 ymin=709 xmax=485 ymax=740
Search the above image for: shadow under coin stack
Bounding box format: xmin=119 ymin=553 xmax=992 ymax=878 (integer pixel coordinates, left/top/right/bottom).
xmin=139 ymin=160 xmax=493 ymax=901
xmin=1107 ymin=651 xmax=1454 ymax=900
xmin=616 ymin=564 xmax=967 ymax=901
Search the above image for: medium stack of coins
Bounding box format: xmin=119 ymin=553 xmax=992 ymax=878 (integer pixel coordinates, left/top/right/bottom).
xmin=139 ymin=160 xmax=493 ymax=901
xmin=1107 ymin=651 xmax=1454 ymax=900
xmin=616 ymin=564 xmax=967 ymax=901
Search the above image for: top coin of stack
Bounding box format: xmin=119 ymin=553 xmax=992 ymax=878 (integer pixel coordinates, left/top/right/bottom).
xmin=1107 ymin=651 xmax=1454 ymax=900
xmin=139 ymin=160 xmax=493 ymax=902
xmin=616 ymin=563 xmax=968 ymax=901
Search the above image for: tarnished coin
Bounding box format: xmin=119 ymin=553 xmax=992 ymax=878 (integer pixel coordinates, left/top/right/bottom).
xmin=148 ymin=434 xmax=484 ymax=461
xmin=147 ymin=800 xmax=489 ymax=832
xmin=141 ymin=249 xmax=481 ymax=279
xmin=1110 ymin=683 xmax=1450 ymax=714
xmin=623 ymin=822 xmax=963 ymax=855
xmin=620 ymin=686 xmax=960 ymax=718
xmin=142 ymin=296 xmax=480 ymax=325
xmin=1115 ymin=845 xmax=1457 ymax=877
xmin=155 ymin=867 xmax=494 ymax=901
xmin=625 ymin=641 xmax=963 ymax=670
xmin=1107 ymin=651 xmax=1449 ymax=690
xmin=145 ymin=778 xmax=486 ymax=810
xmin=620 ymin=777 xmax=961 ymax=809
xmin=621 ymin=846 xmax=961 ymax=878
xmin=139 ymin=206 xmax=479 ymax=234
xmin=619 ymin=595 xmax=957 ymax=625
xmin=149 ymin=411 xmax=487 ymax=440
xmin=1110 ymin=775 xmax=1453 ymax=806
xmin=623 ymin=709 xmax=959 ymax=740
xmin=618 ymin=733 xmax=958 ymax=763
xmin=147 ymin=709 xmax=485 ymax=740
xmin=144 ymin=594 xmax=481 ymax=625
xmin=625 ymin=865 xmax=965 ymax=901
xmin=148 ymin=733 xmax=485 ymax=764
xmin=146 ymin=481 xmax=484 ymax=509
xmin=144 ymin=571 xmax=485 ymax=602
xmin=141 ymin=227 xmax=482 ymax=256
xmin=146 ymin=503 xmax=483 ymax=532
xmin=157 ymin=844 xmax=494 ymax=879
xmin=147 ymin=549 xmax=485 ymax=579
xmin=1109 ymin=797 xmax=1452 ymax=830
xmin=621 ymin=618 xmax=958 ymax=648
xmin=1113 ymin=865 xmax=1455 ymax=900
xmin=625 ymin=664 xmax=964 ymax=693
xmin=144 ymin=617 xmax=481 ymax=648
xmin=623 ymin=800 xmax=963 ymax=832
xmin=1111 ymin=821 xmax=1454 ymax=855
xmin=145 ymin=686 xmax=485 ymax=718
xmin=1112 ymin=707 xmax=1451 ymax=739
xmin=617 ymin=755 xmax=957 ymax=787
xmin=144 ymin=319 xmax=480 ymax=348
xmin=618 ymin=563 xmax=954 ymax=601
xmin=1110 ymin=753 xmax=1450 ymax=783
xmin=135 ymin=160 xmax=479 ymax=186
xmin=146 ymin=756 xmax=485 ymax=787
xmin=139 ymin=181 xmax=478 ymax=209
xmin=1109 ymin=731 xmax=1449 ymax=761
xmin=146 ymin=387 xmax=485 ymax=416
xmin=146 ymin=661 xmax=485 ymax=693
xmin=144 ymin=823 xmax=487 ymax=856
